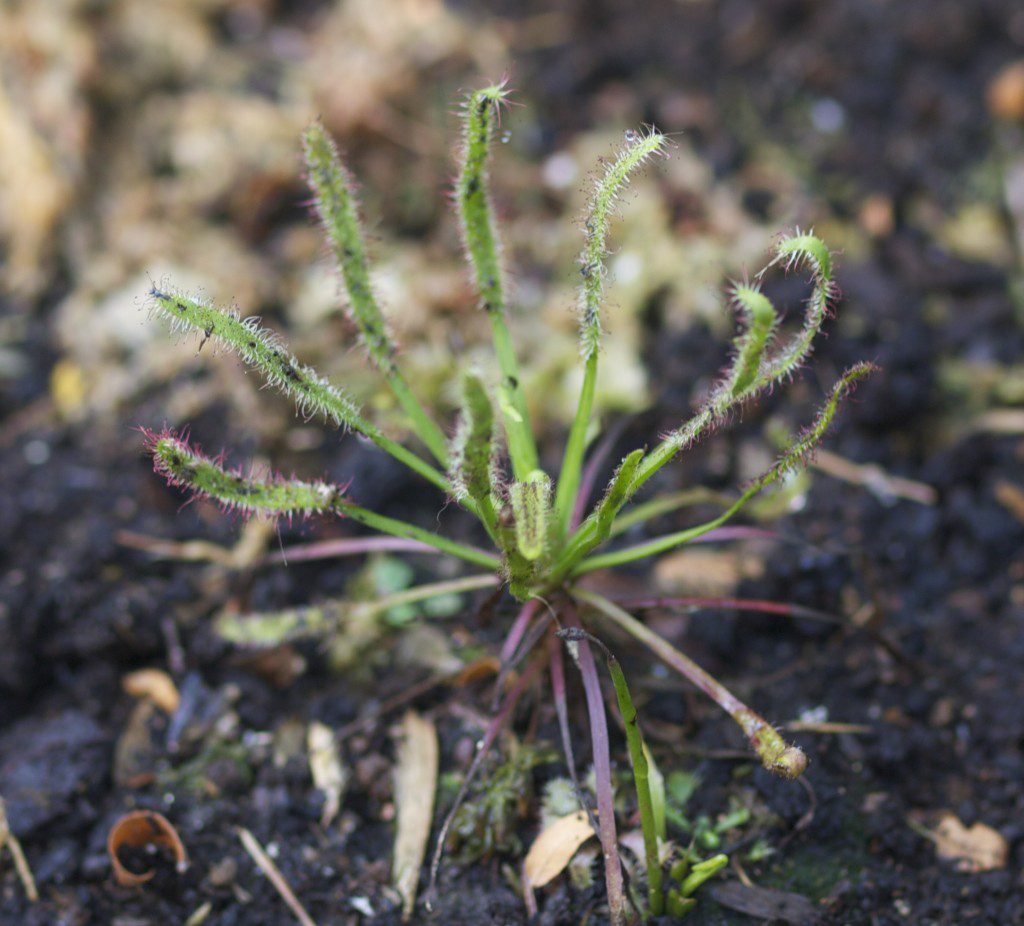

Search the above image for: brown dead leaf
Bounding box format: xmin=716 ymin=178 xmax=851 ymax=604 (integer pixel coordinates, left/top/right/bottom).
xmin=710 ymin=882 xmax=822 ymax=925
xmin=392 ymin=711 xmax=438 ymax=921
xmin=113 ymin=700 xmax=160 ymax=788
xmin=813 ymin=449 xmax=937 ymax=505
xmin=307 ymin=721 xmax=347 ymax=828
xmin=930 ymin=813 xmax=1008 ymax=872
xmin=654 ymin=549 xmax=750 ymax=596
xmin=452 ymin=656 xmax=501 ymax=687
xmin=122 ymin=668 xmax=180 ymax=714
xmin=523 ymin=810 xmax=595 ymax=889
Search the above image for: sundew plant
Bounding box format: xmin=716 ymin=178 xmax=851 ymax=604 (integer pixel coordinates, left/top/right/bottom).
xmin=143 ymin=84 xmax=873 ymax=923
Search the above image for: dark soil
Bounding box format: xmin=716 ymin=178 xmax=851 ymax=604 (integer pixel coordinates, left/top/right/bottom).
xmin=3 ymin=2 xmax=1023 ymax=925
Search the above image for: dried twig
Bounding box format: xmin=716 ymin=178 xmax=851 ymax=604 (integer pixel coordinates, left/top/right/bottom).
xmin=812 ymin=449 xmax=937 ymax=505
xmin=0 ymin=797 xmax=38 ymax=902
xmin=236 ymin=827 xmax=317 ymax=926
xmin=117 ymin=518 xmax=274 ymax=569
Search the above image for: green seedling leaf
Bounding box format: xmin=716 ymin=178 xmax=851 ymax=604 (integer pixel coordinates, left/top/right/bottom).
xmin=745 ymin=838 xmax=775 ymax=863
xmin=715 ymin=806 xmax=751 ymax=834
xmin=354 ymin=556 xmax=416 ymax=625
xmin=680 ymin=853 xmax=728 ymax=897
xmin=667 ymin=770 xmax=701 ymax=810
xmin=666 ymin=889 xmax=698 ymax=917
xmin=644 ymin=742 xmax=667 ymax=843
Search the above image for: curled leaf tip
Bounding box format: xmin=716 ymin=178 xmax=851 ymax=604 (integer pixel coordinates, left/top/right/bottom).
xmin=472 ymin=81 xmax=512 ymax=104
xmin=750 ymin=725 xmax=808 ymax=779
xmin=772 ymin=745 xmax=809 ymax=779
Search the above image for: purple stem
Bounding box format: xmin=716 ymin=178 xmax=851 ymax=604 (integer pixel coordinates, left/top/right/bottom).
xmin=608 ymin=595 xmax=842 ymax=624
xmin=690 ymin=526 xmax=778 ymax=544
xmin=265 ymin=536 xmax=436 ymax=564
xmin=574 ymin=588 xmax=807 ymax=780
xmin=563 ymin=603 xmax=626 ymax=925
xmin=493 ymin=605 xmax=556 ymax=711
xmin=547 ymin=630 xmax=599 ymax=834
xmin=499 ymin=599 xmax=540 ymax=665
xmin=490 ymin=599 xmax=540 ymax=710
xmin=548 ymin=629 xmax=574 ymax=770
xmin=427 ymin=657 xmax=542 ymax=904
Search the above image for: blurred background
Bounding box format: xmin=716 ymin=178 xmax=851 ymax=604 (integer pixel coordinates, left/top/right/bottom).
xmin=2 ymin=1 xmax=1023 ymax=924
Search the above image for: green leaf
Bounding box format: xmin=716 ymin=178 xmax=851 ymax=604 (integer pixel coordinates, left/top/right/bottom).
xmin=576 ymin=128 xmax=667 ymax=359
xmin=456 ymin=84 xmax=539 ymax=481
xmin=303 ymin=122 xmax=394 ymax=372
xmin=730 ymin=285 xmax=777 ymax=396
xmin=595 ymin=448 xmax=644 ymax=538
xmin=146 ymin=287 xmax=451 ymax=494
xmin=147 ymin=429 xmax=344 ymax=519
xmin=573 ymin=362 xmax=877 ymax=577
xmin=450 ymin=370 xmax=498 ymax=533
xmin=644 ymin=742 xmax=667 ymax=842
xmin=147 ymin=289 xmax=361 ymax=430
xmin=554 ymin=128 xmax=667 ymax=539
xmin=680 ymin=853 xmax=728 ymax=897
xmin=618 ymin=232 xmax=842 ymax=504
xmin=667 ymin=770 xmax=701 ymax=810
xmin=303 ymin=122 xmax=449 ymax=465
xmin=509 ymin=470 xmax=552 ymax=562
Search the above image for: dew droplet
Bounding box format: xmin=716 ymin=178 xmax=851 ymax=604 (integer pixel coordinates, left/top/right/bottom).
xmin=501 ymin=130 xmax=512 ymax=144
xmin=624 ymin=129 xmax=639 ymax=143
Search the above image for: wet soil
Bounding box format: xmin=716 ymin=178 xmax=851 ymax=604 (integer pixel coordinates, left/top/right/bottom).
xmin=2 ymin=2 xmax=1023 ymax=924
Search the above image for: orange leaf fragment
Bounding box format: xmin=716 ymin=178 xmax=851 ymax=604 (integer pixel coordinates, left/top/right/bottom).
xmin=107 ymin=810 xmax=188 ymax=886
xmin=122 ymin=668 xmax=180 ymax=714
xmin=523 ymin=810 xmax=595 ymax=889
